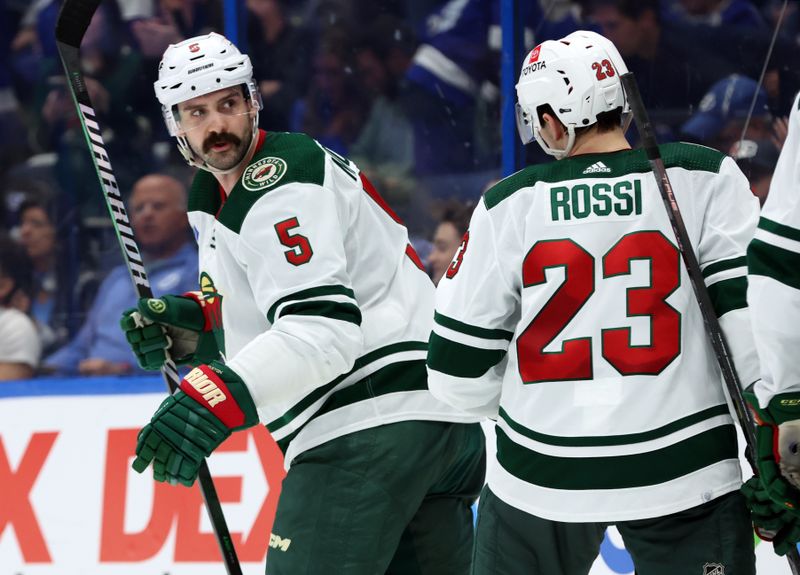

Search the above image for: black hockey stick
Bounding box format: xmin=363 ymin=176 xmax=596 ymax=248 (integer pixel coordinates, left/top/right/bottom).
xmin=621 ymin=71 xmax=800 ymax=574
xmin=55 ymin=1 xmax=243 ymax=573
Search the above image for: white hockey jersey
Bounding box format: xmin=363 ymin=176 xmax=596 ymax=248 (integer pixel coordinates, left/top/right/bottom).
xmin=749 ymin=92 xmax=800 ymax=407
xmin=188 ymin=130 xmax=477 ymax=467
xmin=428 ymin=143 xmax=760 ymax=522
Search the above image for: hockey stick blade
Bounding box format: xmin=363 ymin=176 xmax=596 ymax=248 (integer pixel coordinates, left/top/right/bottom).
xmin=621 ymin=71 xmax=800 ymax=574
xmin=55 ymin=1 xmax=243 ymax=573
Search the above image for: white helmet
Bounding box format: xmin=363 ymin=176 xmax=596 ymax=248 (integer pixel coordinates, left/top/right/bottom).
xmin=515 ymin=30 xmax=630 ymax=159
xmin=154 ymin=32 xmax=263 ymax=172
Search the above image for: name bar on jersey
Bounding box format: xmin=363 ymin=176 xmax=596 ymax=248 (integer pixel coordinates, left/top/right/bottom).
xmin=548 ymin=179 xmax=642 ymax=224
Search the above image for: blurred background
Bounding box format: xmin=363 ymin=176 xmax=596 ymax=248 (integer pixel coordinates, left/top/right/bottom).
xmin=2 ymin=2 xmax=799 ymax=572
xmin=0 ymin=0 xmax=798 ymax=379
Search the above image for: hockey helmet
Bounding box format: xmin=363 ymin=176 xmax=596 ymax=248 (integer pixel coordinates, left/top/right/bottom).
xmin=154 ymin=32 xmax=263 ymax=172
xmin=515 ymin=30 xmax=629 ymax=159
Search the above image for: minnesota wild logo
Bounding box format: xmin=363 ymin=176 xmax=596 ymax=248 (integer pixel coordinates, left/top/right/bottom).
xmin=242 ymin=157 xmax=287 ymax=191
xmin=199 ymin=271 xmax=220 ymax=304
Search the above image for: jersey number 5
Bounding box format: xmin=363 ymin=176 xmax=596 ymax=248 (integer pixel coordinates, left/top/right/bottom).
xmin=275 ymin=217 xmax=313 ymax=266
xmin=518 ymin=231 xmax=680 ymax=383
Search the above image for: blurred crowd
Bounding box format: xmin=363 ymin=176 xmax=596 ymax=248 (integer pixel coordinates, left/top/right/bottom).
xmin=0 ymin=0 xmax=797 ymax=378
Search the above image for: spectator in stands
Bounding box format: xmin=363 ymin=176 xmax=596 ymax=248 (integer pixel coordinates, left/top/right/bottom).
xmin=44 ymin=174 xmax=198 ymax=376
xmin=18 ymin=195 xmax=69 ymax=354
xmin=679 ymin=74 xmax=772 ymax=152
xmin=291 ymin=28 xmax=368 ymax=156
xmin=0 ymin=232 xmax=40 ymax=380
xmin=731 ymin=138 xmax=779 ymax=206
xmin=587 ymin=0 xmax=740 ymax=111
xmin=33 ymin=3 xmax=154 ymax=214
xmin=427 ymin=199 xmax=474 ymax=285
xmin=350 ymin=16 xmax=416 ymax=207
xmin=246 ymin=0 xmax=313 ymax=132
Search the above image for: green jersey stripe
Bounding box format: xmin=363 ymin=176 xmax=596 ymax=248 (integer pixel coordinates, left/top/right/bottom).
xmin=279 ymin=301 xmax=362 ymax=325
xmin=499 ymin=404 xmax=730 ymax=447
xmin=266 ymin=340 xmax=428 ymax=432
xmin=496 ymin=424 xmax=737 ymax=490
xmin=427 ymin=332 xmax=507 ymax=377
xmin=267 ymin=285 xmax=356 ymax=323
xmin=759 ymin=217 xmax=800 ymax=243
xmin=275 ymin=359 xmax=427 ymax=453
xmin=434 ymin=312 xmax=514 ymax=341
xmin=706 ymin=276 xmax=747 ymax=317
xmin=701 ymin=256 xmax=747 ymax=279
xmin=748 ymin=239 xmax=800 ymax=290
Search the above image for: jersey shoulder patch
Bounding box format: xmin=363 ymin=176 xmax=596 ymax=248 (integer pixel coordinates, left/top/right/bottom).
xmin=220 ymin=132 xmax=327 ymax=234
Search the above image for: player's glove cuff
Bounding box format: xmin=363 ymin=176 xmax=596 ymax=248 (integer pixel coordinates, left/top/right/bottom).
xmin=179 ymin=361 xmax=259 ymax=431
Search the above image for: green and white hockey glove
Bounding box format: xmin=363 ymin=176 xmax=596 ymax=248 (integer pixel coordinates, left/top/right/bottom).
xmin=742 ymin=476 xmax=800 ymax=556
xmin=120 ymin=291 xmax=223 ymax=371
xmin=132 ymin=361 xmax=258 ymax=486
xmin=744 ymin=383 xmax=800 ymax=510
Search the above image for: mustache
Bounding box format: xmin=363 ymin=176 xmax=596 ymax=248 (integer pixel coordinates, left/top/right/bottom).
xmin=203 ymin=131 xmax=242 ymax=153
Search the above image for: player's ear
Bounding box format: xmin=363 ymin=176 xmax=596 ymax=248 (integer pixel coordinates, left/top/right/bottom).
xmin=541 ymin=112 xmax=565 ymax=140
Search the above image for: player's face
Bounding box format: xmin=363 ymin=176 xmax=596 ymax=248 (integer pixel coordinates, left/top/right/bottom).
xmin=18 ymin=206 xmax=56 ymax=263
xmin=176 ymin=87 xmax=255 ymax=171
xmin=428 ymin=222 xmax=463 ymax=285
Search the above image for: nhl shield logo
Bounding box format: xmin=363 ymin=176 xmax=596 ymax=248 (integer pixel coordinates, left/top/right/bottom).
xmin=242 ymin=157 xmax=288 ymax=191
xmin=703 ymin=563 xmax=724 ymax=575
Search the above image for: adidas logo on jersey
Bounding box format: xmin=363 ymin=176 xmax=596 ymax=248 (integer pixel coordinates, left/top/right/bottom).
xmin=582 ymin=161 xmax=612 ymax=174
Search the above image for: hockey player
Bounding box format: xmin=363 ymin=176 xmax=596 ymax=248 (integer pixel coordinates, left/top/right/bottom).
xmin=120 ymin=32 xmax=485 ymax=574
xmin=427 ymin=30 xmax=761 ymax=574
xmin=742 ymin=90 xmax=800 ymax=554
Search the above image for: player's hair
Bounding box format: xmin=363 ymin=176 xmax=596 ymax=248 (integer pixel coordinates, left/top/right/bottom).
xmin=536 ymin=104 xmax=624 ymax=135
xmin=437 ymin=199 xmax=474 ymax=237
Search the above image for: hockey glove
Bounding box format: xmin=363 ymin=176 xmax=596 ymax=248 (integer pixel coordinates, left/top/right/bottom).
xmin=744 ymin=383 xmax=800 ymax=510
xmin=120 ymin=292 xmax=223 ymax=371
xmin=132 ymin=361 xmax=258 ymax=486
xmin=742 ymin=476 xmax=800 ymax=556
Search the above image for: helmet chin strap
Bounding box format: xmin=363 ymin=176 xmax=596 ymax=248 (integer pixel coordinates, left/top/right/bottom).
xmin=534 ymin=120 xmax=577 ymax=160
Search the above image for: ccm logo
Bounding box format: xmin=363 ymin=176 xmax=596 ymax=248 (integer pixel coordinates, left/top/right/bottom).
xmin=188 ymin=43 xmax=200 ymax=53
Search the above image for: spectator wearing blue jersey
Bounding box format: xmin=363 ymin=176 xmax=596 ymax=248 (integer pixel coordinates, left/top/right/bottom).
xmin=44 ymin=174 xmax=198 ymax=376
xmin=679 ymin=74 xmax=773 ymax=152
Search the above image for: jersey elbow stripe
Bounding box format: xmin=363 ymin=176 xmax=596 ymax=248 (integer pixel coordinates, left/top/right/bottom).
xmin=267 ymin=285 xmax=357 ymax=323
xmin=748 ymin=239 xmax=800 ymax=290
xmin=706 ymin=276 xmax=747 ymax=317
xmin=758 ymin=216 xmax=800 ymax=242
xmin=273 ymin=358 xmax=429 ymax=452
xmin=496 ymin=424 xmax=737 ymax=490
xmin=701 ymin=256 xmax=746 ymax=280
xmin=266 ymin=341 xmax=428 ymax=434
xmin=278 ymin=301 xmax=362 ymax=325
xmin=434 ymin=312 xmax=514 ymax=341
xmin=427 ymin=332 xmax=506 ymax=378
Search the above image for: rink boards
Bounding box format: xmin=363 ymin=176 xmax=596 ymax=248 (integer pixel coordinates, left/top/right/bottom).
xmin=0 ymin=376 xmax=793 ymax=574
